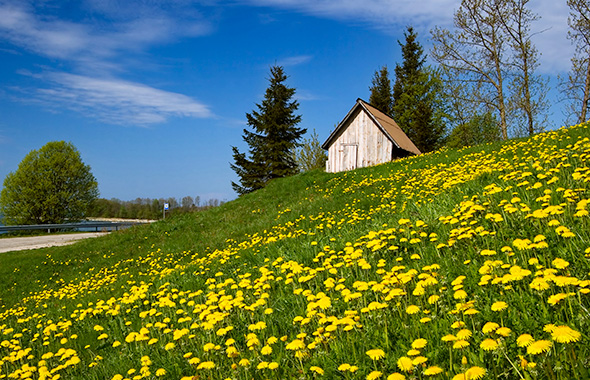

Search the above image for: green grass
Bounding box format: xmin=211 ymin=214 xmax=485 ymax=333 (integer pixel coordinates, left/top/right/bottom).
xmin=0 ymin=123 xmax=589 ymax=380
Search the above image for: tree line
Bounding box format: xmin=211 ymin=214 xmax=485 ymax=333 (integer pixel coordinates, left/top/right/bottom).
xmin=87 ymin=196 xmax=225 ymax=220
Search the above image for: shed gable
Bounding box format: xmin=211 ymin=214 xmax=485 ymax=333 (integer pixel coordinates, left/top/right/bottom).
xmin=323 ymin=99 xmax=421 ymax=173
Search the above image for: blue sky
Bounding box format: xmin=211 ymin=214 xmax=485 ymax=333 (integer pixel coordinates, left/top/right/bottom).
xmin=0 ymin=0 xmax=574 ymax=202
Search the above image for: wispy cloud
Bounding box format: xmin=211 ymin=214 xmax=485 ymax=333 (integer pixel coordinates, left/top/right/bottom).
xmin=0 ymin=1 xmax=216 ymax=125
xmin=0 ymin=2 xmax=212 ymax=67
xmin=19 ymin=72 xmax=213 ymax=125
xmin=277 ymin=55 xmax=313 ymax=67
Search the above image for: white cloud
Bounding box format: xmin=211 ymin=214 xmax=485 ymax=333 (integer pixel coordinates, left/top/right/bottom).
xmin=23 ymin=72 xmax=213 ymax=125
xmin=278 ymin=55 xmax=313 ymax=67
xmin=0 ymin=1 xmax=212 ymax=68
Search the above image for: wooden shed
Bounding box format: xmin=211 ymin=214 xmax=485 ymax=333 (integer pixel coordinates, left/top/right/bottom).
xmin=322 ymin=98 xmax=421 ymax=173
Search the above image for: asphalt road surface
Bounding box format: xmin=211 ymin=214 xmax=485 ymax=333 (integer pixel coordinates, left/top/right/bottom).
xmin=0 ymin=232 xmax=107 ymax=253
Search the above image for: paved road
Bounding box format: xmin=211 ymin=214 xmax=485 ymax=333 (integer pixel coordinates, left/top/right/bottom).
xmin=0 ymin=232 xmax=107 ymax=253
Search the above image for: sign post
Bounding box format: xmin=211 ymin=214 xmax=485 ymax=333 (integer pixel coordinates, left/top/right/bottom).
xmin=163 ymin=203 xmax=169 ymax=219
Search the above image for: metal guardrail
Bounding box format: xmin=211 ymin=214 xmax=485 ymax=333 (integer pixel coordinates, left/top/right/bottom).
xmin=0 ymin=221 xmax=148 ymax=233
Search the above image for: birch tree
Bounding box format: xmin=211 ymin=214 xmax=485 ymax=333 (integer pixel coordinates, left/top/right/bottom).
xmin=432 ymin=0 xmax=510 ymax=139
xmin=498 ymin=0 xmax=548 ymax=136
xmin=562 ymin=0 xmax=590 ymax=124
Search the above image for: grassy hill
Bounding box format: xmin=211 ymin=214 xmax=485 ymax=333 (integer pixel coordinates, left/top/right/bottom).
xmin=0 ymin=123 xmax=589 ymax=380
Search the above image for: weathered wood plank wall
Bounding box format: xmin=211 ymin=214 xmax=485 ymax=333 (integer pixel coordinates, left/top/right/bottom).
xmin=326 ymin=108 xmax=393 ymax=173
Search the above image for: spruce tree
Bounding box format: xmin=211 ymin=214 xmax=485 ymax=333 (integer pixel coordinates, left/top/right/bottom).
xmin=392 ymin=27 xmax=446 ymax=153
xmin=231 ymin=66 xmax=305 ymax=195
xmin=369 ymin=66 xmax=393 ymax=116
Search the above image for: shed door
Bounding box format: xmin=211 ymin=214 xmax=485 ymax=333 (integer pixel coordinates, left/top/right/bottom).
xmin=340 ymin=143 xmax=358 ymax=171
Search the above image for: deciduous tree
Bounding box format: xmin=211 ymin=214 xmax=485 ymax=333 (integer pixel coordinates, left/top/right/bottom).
xmin=0 ymin=141 xmax=99 ymax=225
xmin=293 ymin=129 xmax=327 ymax=172
xmin=561 ymin=0 xmax=590 ymax=124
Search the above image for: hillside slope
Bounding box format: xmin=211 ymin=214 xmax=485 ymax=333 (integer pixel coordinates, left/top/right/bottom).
xmin=0 ymin=123 xmax=589 ymax=380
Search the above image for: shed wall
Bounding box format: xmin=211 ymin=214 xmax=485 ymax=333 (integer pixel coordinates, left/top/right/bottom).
xmin=326 ymin=109 xmax=393 ymax=173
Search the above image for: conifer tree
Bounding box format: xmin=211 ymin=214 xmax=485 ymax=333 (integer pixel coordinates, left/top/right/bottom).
xmin=231 ymin=66 xmax=305 ymax=195
xmin=393 ymin=27 xmax=446 ymax=153
xmin=369 ymin=66 xmax=393 ymax=116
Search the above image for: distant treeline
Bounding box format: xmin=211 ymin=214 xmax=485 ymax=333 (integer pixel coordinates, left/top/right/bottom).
xmin=87 ymin=196 xmax=225 ymax=220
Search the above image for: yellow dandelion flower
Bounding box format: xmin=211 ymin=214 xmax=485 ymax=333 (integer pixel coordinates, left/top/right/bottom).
xmin=527 ymin=340 xmax=552 ymax=355
xmin=552 ymin=258 xmax=570 ymax=269
xmin=268 ymin=362 xmax=279 ymax=370
xmin=517 ymin=334 xmax=534 ymax=347
xmin=551 ymin=325 xmax=581 ymax=343
xmin=465 ymin=366 xmax=486 ymax=379
xmin=496 ymin=327 xmax=511 ymax=337
xmin=366 ymin=349 xmax=386 ymax=360
xmin=424 ymin=366 xmax=443 ymax=376
xmin=310 ymin=366 xmax=324 ymax=375
xmin=480 ymin=339 xmax=499 ymax=351
xmin=491 ymin=301 xmax=508 ymax=311
xmin=257 ymin=361 xmax=268 ymax=370
xmin=406 ymin=305 xmax=420 ymax=314
xmin=482 ymin=322 xmax=499 ymax=334
xmin=407 ymin=349 xmax=420 ymax=356
xmin=196 ymin=361 xmax=215 ymax=370
xmin=453 ymin=340 xmax=470 ymax=349
xmin=387 ymin=373 xmax=406 ymax=380
xmin=397 ymin=356 xmax=414 ymax=372
xmin=412 ymin=356 xmax=428 ymax=365
xmin=456 ymin=329 xmax=472 ymax=340
xmin=441 ymin=334 xmax=457 ymax=342
xmin=411 ymin=338 xmax=427 ymax=349
xmin=164 ymin=342 xmax=175 ymax=351
xmin=367 ymin=371 xmax=383 ymax=380
xmin=261 ymin=345 xmax=272 ymax=355
xmin=155 ymin=369 xmax=166 ymax=377
xmin=286 ymin=339 xmax=305 ymax=351
xmin=238 ymin=359 xmax=250 ymax=367
xmin=338 ymin=364 xmax=351 ymax=371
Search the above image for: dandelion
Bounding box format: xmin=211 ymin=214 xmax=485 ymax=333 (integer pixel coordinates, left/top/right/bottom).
xmin=268 ymin=362 xmax=279 ymax=370
xmin=387 ymin=373 xmax=406 ymax=380
xmin=424 ymin=366 xmax=443 ymax=376
xmin=406 ymin=305 xmax=420 ymax=314
xmin=155 ymin=369 xmax=166 ymax=376
xmin=310 ymin=366 xmax=324 ymax=375
xmin=550 ymin=325 xmax=581 ymax=343
xmin=366 ymin=349 xmax=386 ymax=360
xmin=465 ymin=366 xmax=486 ymax=379
xmin=361 ymin=370 xmax=382 ymax=380
xmin=491 ymin=301 xmax=508 ymax=311
xmin=286 ymin=339 xmax=305 ymax=351
xmin=527 ymin=340 xmax=552 ymax=355
xmin=196 ymin=361 xmax=215 ymax=370
xmin=397 ymin=356 xmax=414 ymax=372
xmin=453 ymin=340 xmax=470 ymax=349
xmin=517 ymin=334 xmax=534 ymax=347
xmin=164 ymin=342 xmax=175 ymax=351
xmin=456 ymin=329 xmax=472 ymax=340
xmin=482 ymin=322 xmax=499 ymax=334
xmin=261 ymin=345 xmax=272 ymax=355
xmin=411 ymin=338 xmax=427 ymax=349
xmin=480 ymin=339 xmax=499 ymax=351
xmin=496 ymin=327 xmax=511 ymax=337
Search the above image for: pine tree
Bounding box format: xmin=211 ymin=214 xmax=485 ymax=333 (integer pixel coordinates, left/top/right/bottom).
xmin=231 ymin=66 xmax=305 ymax=195
xmin=393 ymin=27 xmax=446 ymax=153
xmin=369 ymin=66 xmax=393 ymax=116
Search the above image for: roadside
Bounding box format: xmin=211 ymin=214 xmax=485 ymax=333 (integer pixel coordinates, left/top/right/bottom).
xmin=0 ymin=232 xmax=107 ymax=253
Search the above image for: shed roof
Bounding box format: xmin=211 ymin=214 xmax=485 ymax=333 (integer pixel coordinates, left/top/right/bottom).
xmin=321 ymin=98 xmax=421 ymax=156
